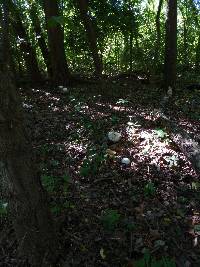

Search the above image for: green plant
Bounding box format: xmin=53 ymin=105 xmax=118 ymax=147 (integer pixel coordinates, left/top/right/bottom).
xmin=154 ymin=129 xmax=168 ymax=139
xmin=41 ymin=175 xmax=57 ymax=192
xmin=101 ymin=209 xmax=120 ymax=231
xmin=41 ymin=174 xmax=71 ymax=193
xmin=80 ymin=149 xmax=106 ymax=177
xmin=144 ymin=182 xmax=156 ymax=197
xmin=0 ymin=201 xmax=8 ymax=216
xmin=134 ymin=251 xmax=176 ymax=267
xmin=111 ymin=115 xmax=120 ymax=124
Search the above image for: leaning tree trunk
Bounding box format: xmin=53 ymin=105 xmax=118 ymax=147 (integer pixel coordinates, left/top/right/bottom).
xmin=0 ymin=72 xmax=58 ymax=266
xmin=164 ymin=0 xmax=177 ymax=89
xmin=43 ymin=0 xmax=71 ymax=85
xmin=8 ymin=0 xmax=42 ymax=82
xmin=0 ymin=1 xmax=58 ymax=266
xmin=77 ymin=0 xmax=103 ymax=76
xmin=29 ymin=2 xmax=52 ymax=78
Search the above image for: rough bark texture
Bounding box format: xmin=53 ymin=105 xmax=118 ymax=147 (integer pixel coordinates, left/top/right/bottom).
xmin=77 ymin=0 xmax=103 ymax=76
xmin=8 ymin=0 xmax=42 ymax=82
xmin=43 ymin=0 xmax=71 ymax=85
xmin=29 ymin=3 xmax=52 ymax=78
xmin=164 ymin=0 xmax=177 ymax=89
xmin=0 ymin=71 xmax=58 ymax=267
xmin=0 ymin=2 xmax=58 ymax=266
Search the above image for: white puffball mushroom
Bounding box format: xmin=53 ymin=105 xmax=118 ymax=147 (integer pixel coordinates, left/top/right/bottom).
xmin=63 ymin=87 xmax=68 ymax=92
xmin=121 ymin=157 xmax=131 ymax=165
xmin=167 ymin=86 xmax=173 ymax=97
xmin=107 ymin=131 xmax=121 ymax=142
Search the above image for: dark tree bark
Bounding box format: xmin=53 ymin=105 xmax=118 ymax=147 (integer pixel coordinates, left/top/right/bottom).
xmin=129 ymin=29 xmax=133 ymax=72
xmin=0 ymin=1 xmax=58 ymax=266
xmin=164 ymin=0 xmax=177 ymax=89
xmin=76 ymin=0 xmax=103 ymax=76
xmin=43 ymin=0 xmax=71 ymax=85
xmin=29 ymin=3 xmax=52 ymax=78
xmin=179 ymin=5 xmax=189 ymax=68
xmin=154 ymin=0 xmax=163 ymax=69
xmin=8 ymin=0 xmax=42 ymax=82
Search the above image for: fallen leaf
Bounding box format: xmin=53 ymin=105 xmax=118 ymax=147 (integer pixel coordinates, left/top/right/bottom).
xmin=100 ymin=248 xmax=106 ymax=259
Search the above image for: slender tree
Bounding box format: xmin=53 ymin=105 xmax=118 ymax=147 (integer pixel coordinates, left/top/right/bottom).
xmin=154 ymin=0 xmax=164 ymax=69
xmin=43 ymin=0 xmax=71 ymax=85
xmin=8 ymin=0 xmax=42 ymax=82
xmin=29 ymin=2 xmax=52 ymax=78
xmin=190 ymin=0 xmax=200 ymax=71
xmin=0 ymin=1 xmax=58 ymax=266
xmin=76 ymin=0 xmax=103 ymax=76
xmin=164 ymin=0 xmax=177 ymax=88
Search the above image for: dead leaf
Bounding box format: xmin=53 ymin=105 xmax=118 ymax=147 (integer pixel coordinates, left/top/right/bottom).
xmin=150 ymin=229 xmax=161 ymax=240
xmin=100 ymin=248 xmax=106 ymax=259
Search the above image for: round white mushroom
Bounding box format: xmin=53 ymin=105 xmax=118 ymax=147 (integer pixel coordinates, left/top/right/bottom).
xmin=121 ymin=157 xmax=131 ymax=165
xmin=107 ymin=131 xmax=121 ymax=142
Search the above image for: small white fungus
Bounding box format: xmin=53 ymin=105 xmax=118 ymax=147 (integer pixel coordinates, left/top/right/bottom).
xmin=121 ymin=157 xmax=131 ymax=165
xmin=63 ymin=87 xmax=68 ymax=92
xmin=107 ymin=131 xmax=121 ymax=142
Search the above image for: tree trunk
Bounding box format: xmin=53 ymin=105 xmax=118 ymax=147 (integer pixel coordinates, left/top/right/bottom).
xmin=154 ymin=0 xmax=163 ymax=69
xmin=195 ymin=33 xmax=200 ymax=71
xmin=43 ymin=0 xmax=71 ymax=85
xmin=29 ymin=3 xmax=52 ymax=78
xmin=129 ymin=29 xmax=133 ymax=72
xmin=77 ymin=0 xmax=103 ymax=76
xmin=0 ymin=2 xmax=58 ymax=266
xmin=164 ymin=0 xmax=177 ymax=89
xmin=8 ymin=0 xmax=42 ymax=82
xmin=0 ymin=72 xmax=58 ymax=266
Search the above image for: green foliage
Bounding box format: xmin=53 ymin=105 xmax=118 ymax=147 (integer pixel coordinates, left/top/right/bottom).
xmin=134 ymin=251 xmax=176 ymax=267
xmin=154 ymin=129 xmax=167 ymax=139
xmin=48 ymin=16 xmax=66 ymax=28
xmin=41 ymin=174 xmax=57 ymax=192
xmin=123 ymin=219 xmax=137 ymax=232
xmin=0 ymin=201 xmax=8 ymax=216
xmin=111 ymin=115 xmax=120 ymax=125
xmin=41 ymin=174 xmax=70 ymax=193
xmin=101 ymin=209 xmax=120 ymax=231
xmin=144 ymin=182 xmax=156 ymax=197
xmin=80 ymin=147 xmax=106 ymax=177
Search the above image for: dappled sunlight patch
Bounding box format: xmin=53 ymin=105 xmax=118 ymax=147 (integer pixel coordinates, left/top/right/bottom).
xmin=16 ymin=82 xmax=200 ymax=267
xmin=63 ymin=141 xmax=87 ymax=156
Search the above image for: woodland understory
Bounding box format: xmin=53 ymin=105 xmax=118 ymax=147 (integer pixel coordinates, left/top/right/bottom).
xmin=0 ymin=75 xmax=200 ymax=267
xmin=1 ymin=0 xmax=200 ymax=266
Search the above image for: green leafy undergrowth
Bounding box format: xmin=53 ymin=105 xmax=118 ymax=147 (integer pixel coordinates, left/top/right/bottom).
xmin=0 ymin=200 xmax=8 ymax=216
xmin=134 ymin=250 xmax=176 ymax=267
xmin=41 ymin=174 xmax=70 ymax=193
xmin=80 ymin=147 xmax=106 ymax=177
xmin=144 ymin=182 xmax=156 ymax=197
xmin=101 ymin=209 xmax=121 ymax=231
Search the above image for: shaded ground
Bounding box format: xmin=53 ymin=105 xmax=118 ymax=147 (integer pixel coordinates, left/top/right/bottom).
xmin=0 ymin=78 xmax=200 ymax=266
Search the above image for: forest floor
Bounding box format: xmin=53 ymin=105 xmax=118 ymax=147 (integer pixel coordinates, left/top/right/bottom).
xmin=1 ymin=76 xmax=200 ymax=267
